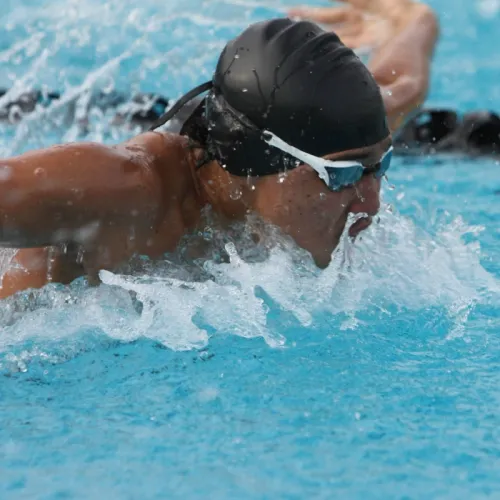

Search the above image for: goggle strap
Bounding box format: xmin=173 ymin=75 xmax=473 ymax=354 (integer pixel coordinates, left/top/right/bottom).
xmin=262 ymin=130 xmax=329 ymax=184
xmin=148 ymin=81 xmax=213 ymax=131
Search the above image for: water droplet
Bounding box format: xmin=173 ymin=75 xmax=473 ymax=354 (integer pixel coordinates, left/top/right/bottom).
xmin=385 ymin=89 xmax=393 ymax=97
xmin=319 ymin=192 xmax=326 ymax=200
xmin=278 ymin=172 xmax=287 ymax=184
xmin=229 ymin=187 xmax=242 ymax=200
xmin=129 ymin=226 xmax=136 ymax=242
xmin=76 ymin=248 xmax=84 ymax=264
xmin=396 ymin=192 xmax=405 ymax=201
xmin=71 ymin=188 xmax=84 ymax=200
xmin=34 ymin=167 xmax=45 ymax=177
xmin=8 ymin=105 xmax=22 ymax=123
xmin=234 ymin=54 xmax=240 ymax=59
xmin=202 ymin=226 xmax=214 ymax=241
xmin=354 ymin=186 xmax=365 ymax=202
xmin=0 ymin=165 xmax=12 ymax=181
xmin=242 ymin=88 xmax=248 ymax=93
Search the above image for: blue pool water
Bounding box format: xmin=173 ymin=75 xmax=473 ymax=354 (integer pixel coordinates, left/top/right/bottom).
xmin=2 ymin=0 xmax=500 ymax=498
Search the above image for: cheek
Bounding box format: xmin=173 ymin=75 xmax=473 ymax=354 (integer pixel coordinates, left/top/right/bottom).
xmin=254 ymin=170 xmax=347 ymax=229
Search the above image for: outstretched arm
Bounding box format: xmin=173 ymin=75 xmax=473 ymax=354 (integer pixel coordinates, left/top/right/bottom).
xmin=0 ymin=136 xmax=164 ymax=249
xmin=289 ymin=0 xmax=439 ymax=131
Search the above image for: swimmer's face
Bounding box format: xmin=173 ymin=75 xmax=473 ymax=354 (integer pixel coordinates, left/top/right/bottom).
xmin=252 ymin=137 xmax=392 ymax=268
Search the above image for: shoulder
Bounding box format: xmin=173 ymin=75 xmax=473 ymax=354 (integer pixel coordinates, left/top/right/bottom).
xmin=117 ymin=131 xmax=198 ymax=204
xmin=392 ymin=3 xmax=439 ymax=50
xmin=116 ymin=131 xmax=191 ymax=174
xmin=119 ymin=131 xmax=188 ymax=158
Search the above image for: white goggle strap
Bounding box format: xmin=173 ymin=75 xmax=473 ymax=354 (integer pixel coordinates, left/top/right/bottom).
xmin=262 ymin=130 xmax=364 ymax=185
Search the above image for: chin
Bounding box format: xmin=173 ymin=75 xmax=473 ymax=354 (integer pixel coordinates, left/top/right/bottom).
xmin=313 ymin=253 xmax=332 ymax=270
xmin=312 ymin=235 xmax=342 ymax=269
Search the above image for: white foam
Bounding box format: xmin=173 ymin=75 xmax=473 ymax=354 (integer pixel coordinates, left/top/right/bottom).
xmin=0 ymin=202 xmax=497 ymax=354
xmin=94 ymin=205 xmax=499 ymax=350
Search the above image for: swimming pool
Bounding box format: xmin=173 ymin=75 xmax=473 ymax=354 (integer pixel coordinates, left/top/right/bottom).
xmin=2 ymin=0 xmax=500 ymax=497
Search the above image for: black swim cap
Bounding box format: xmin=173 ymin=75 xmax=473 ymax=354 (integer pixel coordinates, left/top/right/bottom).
xmin=152 ymin=18 xmax=389 ymax=176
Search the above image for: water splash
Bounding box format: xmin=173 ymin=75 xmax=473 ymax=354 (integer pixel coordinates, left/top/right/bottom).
xmin=0 ymin=203 xmax=496 ymax=362
xmin=1 ymin=0 xmax=499 ymax=364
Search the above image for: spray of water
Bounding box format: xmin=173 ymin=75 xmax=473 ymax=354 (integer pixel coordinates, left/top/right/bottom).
xmin=0 ymin=202 xmax=497 ymax=364
xmin=0 ymin=0 xmax=498 ymax=369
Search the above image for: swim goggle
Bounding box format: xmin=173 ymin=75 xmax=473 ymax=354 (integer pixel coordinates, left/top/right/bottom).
xmin=262 ymin=130 xmax=393 ymax=192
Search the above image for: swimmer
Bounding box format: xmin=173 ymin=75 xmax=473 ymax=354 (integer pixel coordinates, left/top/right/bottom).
xmin=393 ymin=108 xmax=500 ymax=157
xmin=0 ymin=2 xmax=438 ymax=299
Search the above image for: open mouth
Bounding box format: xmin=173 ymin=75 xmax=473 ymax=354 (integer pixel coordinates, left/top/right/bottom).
xmin=348 ymin=214 xmax=373 ymax=239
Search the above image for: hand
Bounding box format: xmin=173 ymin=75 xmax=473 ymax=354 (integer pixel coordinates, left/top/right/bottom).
xmin=288 ymin=0 xmax=412 ymax=49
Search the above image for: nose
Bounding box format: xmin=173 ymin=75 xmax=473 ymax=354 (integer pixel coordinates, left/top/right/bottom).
xmin=348 ymin=174 xmax=381 ymax=216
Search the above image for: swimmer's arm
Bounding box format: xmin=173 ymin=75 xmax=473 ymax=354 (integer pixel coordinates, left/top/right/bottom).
xmin=0 ymin=138 xmax=164 ymax=248
xmin=369 ymin=3 xmax=439 ymax=130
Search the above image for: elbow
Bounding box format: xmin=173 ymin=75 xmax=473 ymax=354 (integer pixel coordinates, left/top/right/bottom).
xmin=415 ymin=3 xmax=440 ymax=50
xmin=406 ymin=75 xmax=428 ymax=109
xmin=384 ymin=75 xmax=428 ymax=132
